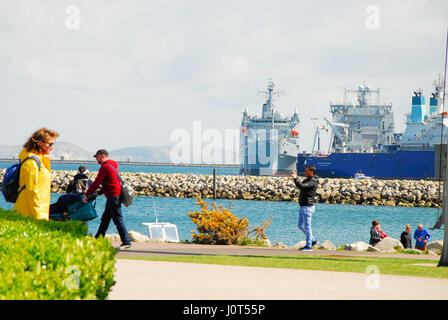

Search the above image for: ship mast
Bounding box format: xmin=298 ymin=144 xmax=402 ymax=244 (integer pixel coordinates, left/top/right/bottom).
xmin=258 ymin=78 xmax=284 ymax=122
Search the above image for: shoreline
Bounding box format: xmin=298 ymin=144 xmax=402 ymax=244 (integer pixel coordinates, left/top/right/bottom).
xmin=1 ymin=169 xmax=441 ymax=208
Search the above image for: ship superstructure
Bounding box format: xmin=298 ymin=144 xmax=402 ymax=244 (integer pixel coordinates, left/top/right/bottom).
xmin=326 ymin=83 xmax=397 ymax=153
xmin=240 ymin=79 xmax=300 ymax=175
xmin=400 ymin=74 xmax=448 ymax=150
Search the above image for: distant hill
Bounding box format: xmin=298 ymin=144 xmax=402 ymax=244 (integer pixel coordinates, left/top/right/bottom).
xmin=109 ymin=146 xmax=172 ymax=162
xmin=0 ymin=141 xmax=92 ymax=160
xmin=110 ymin=145 xmax=238 ymax=164
xmin=0 ymin=143 xmax=238 ymax=164
xmin=0 ymin=143 xmax=175 ymax=162
xmin=51 ymin=142 xmax=93 ymax=160
xmin=0 ymin=144 xmax=20 ymax=159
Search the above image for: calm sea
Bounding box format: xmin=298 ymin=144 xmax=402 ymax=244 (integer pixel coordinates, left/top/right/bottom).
xmin=0 ymin=195 xmax=443 ymax=248
xmin=0 ymin=162 xmax=239 ymax=175
xmin=0 ymin=163 xmax=443 ymax=246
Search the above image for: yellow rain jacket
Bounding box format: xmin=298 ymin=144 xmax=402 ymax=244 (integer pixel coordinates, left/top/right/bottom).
xmin=13 ymin=149 xmax=52 ymax=220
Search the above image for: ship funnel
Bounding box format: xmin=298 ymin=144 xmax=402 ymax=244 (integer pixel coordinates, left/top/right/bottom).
xmin=411 ymin=89 xmax=427 ymax=122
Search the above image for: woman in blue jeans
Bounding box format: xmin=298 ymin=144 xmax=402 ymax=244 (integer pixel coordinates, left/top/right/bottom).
xmin=291 ymin=165 xmax=319 ymax=251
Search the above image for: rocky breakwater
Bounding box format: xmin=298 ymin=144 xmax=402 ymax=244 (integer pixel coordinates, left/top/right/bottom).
xmin=0 ymin=169 xmax=443 ymax=208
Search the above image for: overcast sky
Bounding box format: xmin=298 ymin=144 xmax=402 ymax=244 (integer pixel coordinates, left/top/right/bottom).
xmin=0 ymin=0 xmax=447 ymax=156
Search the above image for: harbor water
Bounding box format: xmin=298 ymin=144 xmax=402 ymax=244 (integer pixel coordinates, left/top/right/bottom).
xmin=0 ymin=193 xmax=443 ymax=248
xmin=0 ymin=162 xmax=239 ymax=175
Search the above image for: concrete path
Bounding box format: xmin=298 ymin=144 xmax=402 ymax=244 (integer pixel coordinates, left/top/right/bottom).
xmin=113 ymin=242 xmax=441 ymax=260
xmin=109 ymin=259 xmax=448 ymax=300
xmin=108 ymin=242 xmax=447 ymax=300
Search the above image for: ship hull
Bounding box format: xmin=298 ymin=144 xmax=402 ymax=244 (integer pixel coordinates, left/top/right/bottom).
xmin=296 ymin=150 xmax=435 ymax=179
xmin=240 ymin=141 xmax=298 ymax=176
xmin=239 ymin=167 xmax=296 ymax=176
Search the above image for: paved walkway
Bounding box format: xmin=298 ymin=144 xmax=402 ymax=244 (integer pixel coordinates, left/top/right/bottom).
xmin=109 ymin=259 xmax=448 ymax=300
xmin=108 ymin=242 xmax=447 ymax=300
xmin=114 ymin=242 xmax=441 ymax=260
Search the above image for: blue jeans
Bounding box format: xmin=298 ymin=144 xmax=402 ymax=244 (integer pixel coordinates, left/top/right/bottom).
xmin=298 ymin=205 xmax=315 ymax=248
xmin=95 ymin=196 xmax=131 ymax=245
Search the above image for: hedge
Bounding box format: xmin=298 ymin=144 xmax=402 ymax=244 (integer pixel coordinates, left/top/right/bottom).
xmin=0 ymin=208 xmax=117 ymax=300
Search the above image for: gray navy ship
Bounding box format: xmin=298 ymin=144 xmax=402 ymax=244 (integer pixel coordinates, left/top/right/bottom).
xmin=239 ymin=79 xmax=300 ymax=175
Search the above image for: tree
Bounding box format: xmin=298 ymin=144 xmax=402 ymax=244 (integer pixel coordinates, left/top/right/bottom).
xmin=439 ymin=28 xmax=448 ymax=267
xmin=440 ymin=153 xmax=448 ymax=265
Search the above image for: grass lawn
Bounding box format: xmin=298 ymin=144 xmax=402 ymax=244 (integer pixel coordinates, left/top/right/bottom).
xmin=119 ymin=254 xmax=448 ymax=279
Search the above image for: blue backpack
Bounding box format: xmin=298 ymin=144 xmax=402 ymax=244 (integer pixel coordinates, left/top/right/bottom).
xmin=1 ymin=156 xmax=41 ymax=203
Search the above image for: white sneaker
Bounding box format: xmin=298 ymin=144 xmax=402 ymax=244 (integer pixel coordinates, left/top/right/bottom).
xmin=118 ymin=243 xmax=131 ymax=250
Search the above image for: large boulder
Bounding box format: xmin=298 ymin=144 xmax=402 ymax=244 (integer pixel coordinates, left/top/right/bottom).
xmin=292 ymin=240 xmax=306 ymax=249
xmin=367 ymin=245 xmax=381 ymax=252
xmin=318 ymin=240 xmax=337 ymax=250
xmin=128 ymin=230 xmax=151 ymax=243
xmin=259 ymin=238 xmax=271 ymax=247
xmin=344 ymin=241 xmax=370 ymax=252
xmin=105 ymin=233 xmax=121 ymax=242
xmin=427 ymin=241 xmax=443 ymax=255
xmin=273 ymin=242 xmax=288 ymax=249
xmin=375 ymin=237 xmax=404 ymax=252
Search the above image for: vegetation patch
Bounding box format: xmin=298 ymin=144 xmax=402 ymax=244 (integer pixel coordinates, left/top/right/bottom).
xmin=188 ymin=197 xmax=249 ymax=245
xmin=188 ymin=197 xmax=274 ymax=246
xmin=0 ymin=208 xmax=116 ymax=300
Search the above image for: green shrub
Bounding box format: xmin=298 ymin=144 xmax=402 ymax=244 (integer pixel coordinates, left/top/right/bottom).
xmin=238 ymin=236 xmax=253 ymax=246
xmin=0 ymin=209 xmax=116 ymax=300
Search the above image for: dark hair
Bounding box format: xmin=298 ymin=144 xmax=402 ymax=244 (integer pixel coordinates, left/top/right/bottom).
xmin=23 ymin=127 xmax=59 ymax=153
xmin=372 ymin=220 xmax=379 ymax=227
xmin=78 ymin=166 xmax=87 ymax=173
xmin=305 ymin=165 xmax=316 ymax=174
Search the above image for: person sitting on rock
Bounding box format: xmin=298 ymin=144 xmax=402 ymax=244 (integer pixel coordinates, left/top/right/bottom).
xmin=400 ymin=224 xmax=412 ymax=249
xmin=369 ymin=220 xmax=382 ymax=246
xmin=414 ymin=224 xmax=431 ymax=251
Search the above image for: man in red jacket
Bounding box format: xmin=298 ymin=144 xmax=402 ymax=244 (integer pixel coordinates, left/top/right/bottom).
xmin=83 ymin=149 xmax=131 ymax=249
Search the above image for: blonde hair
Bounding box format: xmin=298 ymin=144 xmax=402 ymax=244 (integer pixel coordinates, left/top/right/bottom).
xmin=405 ymin=224 xmax=411 ymax=229
xmin=23 ymin=127 xmax=59 ymax=153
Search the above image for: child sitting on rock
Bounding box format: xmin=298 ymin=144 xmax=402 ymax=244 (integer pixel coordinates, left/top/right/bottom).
xmin=369 ymin=220 xmax=382 ymax=246
xmin=378 ymin=224 xmax=388 ymax=240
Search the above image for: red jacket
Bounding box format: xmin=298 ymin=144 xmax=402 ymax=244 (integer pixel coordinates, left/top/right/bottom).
xmin=85 ymin=159 xmax=121 ymax=199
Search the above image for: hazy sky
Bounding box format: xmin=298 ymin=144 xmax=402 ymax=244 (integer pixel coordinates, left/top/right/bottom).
xmin=0 ymin=0 xmax=447 ymax=156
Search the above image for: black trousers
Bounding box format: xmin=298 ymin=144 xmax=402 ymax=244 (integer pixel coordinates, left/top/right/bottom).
xmin=95 ymin=196 xmax=130 ymax=245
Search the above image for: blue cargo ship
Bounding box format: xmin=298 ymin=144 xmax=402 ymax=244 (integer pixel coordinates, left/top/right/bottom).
xmin=297 ymin=76 xmax=446 ymax=179
xmin=297 ymin=150 xmax=435 ymax=179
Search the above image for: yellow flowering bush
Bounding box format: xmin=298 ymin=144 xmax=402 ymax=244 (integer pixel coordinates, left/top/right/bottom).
xmin=188 ymin=197 xmax=249 ymax=245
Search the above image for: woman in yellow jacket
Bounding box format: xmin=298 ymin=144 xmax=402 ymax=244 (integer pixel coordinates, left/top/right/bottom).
xmin=13 ymin=128 xmax=59 ymax=220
